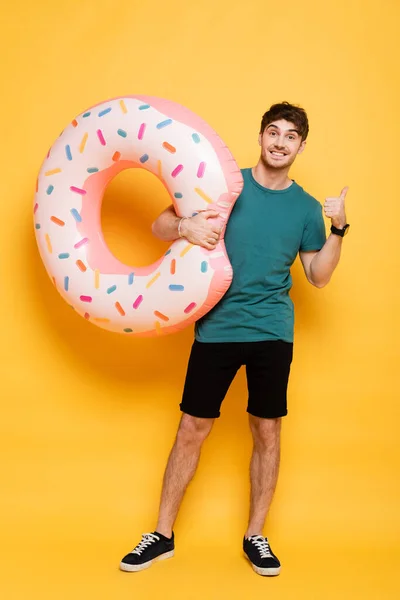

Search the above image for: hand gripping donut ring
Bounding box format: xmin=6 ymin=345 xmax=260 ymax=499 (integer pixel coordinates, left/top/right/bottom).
xmin=34 ymin=96 xmax=243 ymax=336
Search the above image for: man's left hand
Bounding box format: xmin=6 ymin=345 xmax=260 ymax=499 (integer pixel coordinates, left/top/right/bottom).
xmin=324 ymin=186 xmax=349 ymax=229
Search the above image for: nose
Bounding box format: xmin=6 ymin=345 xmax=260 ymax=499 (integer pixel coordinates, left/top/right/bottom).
xmin=274 ymin=135 xmax=286 ymax=149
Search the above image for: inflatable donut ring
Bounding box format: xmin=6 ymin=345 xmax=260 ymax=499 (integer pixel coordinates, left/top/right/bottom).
xmin=34 ymin=96 xmax=243 ymax=336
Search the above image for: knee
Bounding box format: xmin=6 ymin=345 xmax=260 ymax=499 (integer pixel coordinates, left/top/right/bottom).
xmin=176 ymin=414 xmax=214 ymax=447
xmin=249 ymin=416 xmax=281 ymax=449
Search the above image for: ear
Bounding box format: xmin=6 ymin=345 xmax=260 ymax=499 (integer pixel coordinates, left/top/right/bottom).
xmin=297 ymin=140 xmax=306 ymax=155
xmin=258 ymin=133 xmax=262 ymax=146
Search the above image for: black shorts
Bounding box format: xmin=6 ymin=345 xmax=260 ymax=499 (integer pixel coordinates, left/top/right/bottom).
xmin=180 ymin=340 xmax=293 ymax=420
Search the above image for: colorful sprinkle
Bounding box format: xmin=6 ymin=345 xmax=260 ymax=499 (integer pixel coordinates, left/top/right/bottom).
xmin=180 ymin=244 xmax=193 ymax=258
xmin=157 ymin=119 xmax=173 ymax=129
xmin=154 ymin=310 xmax=169 ymax=322
xmin=197 ymin=162 xmax=206 ymax=178
xmin=192 ymin=133 xmax=201 ymax=143
xmin=65 ymin=145 xmax=72 ymax=161
xmin=140 ymin=154 xmax=149 ymax=163
xmin=155 ymin=321 xmax=162 ymax=334
xmin=80 ymin=295 xmax=92 ymax=303
xmin=138 ymin=123 xmax=146 ymax=140
xmin=146 ymin=272 xmax=160 ymax=288
xmin=94 ymin=269 xmax=100 ymax=289
xmin=45 ymin=234 xmax=52 ymax=253
xmin=45 ymin=168 xmax=62 ymax=176
xmin=124 ymin=328 xmax=133 ymax=333
xmin=70 ymin=186 xmax=86 ymax=195
xmin=70 ymin=208 xmax=82 ymax=222
xmin=133 ymin=295 xmax=143 ymax=309
xmin=128 ymin=273 xmax=134 ymax=285
xmin=107 ymin=285 xmax=117 ymax=294
xmin=58 ymin=253 xmax=70 ymax=259
xmin=52 ymin=276 xmax=57 ymax=288
xmin=46 ymin=185 xmax=54 ymax=195
xmin=87 ymin=167 xmax=99 ymax=173
xmin=171 ymin=164 xmax=184 ymax=178
xmin=94 ymin=317 xmax=110 ymax=323
xmin=82 ymin=112 xmax=91 ymax=118
xmin=169 ymin=284 xmax=184 ymax=291
xmin=201 ymin=261 xmax=208 ymax=273
xmin=35 ymin=224 xmax=41 ymax=229
xmin=119 ymin=100 xmax=127 ymax=114
xmin=72 ymin=119 xmax=78 ymax=128
xmin=195 ymin=187 xmax=213 ymax=203
xmin=64 ymin=276 xmax=69 ymax=291
xmin=51 ymin=216 xmax=65 ymax=226
xmin=170 ymin=259 xmax=176 ymax=274
xmin=162 ymin=142 xmax=176 ymax=153
xmin=115 ymin=302 xmax=125 ymax=316
xmin=34 ymin=203 xmax=38 ymax=213
xmin=98 ymin=107 xmax=112 ymax=117
xmin=97 ymin=129 xmax=106 ymax=146
xmin=46 ymin=148 xmax=51 ymax=158
xmin=84 ymin=312 xmax=90 ymax=320
xmin=157 ymin=160 xmax=162 ymax=178
xmin=112 ymin=151 xmax=121 ymax=161
xmin=174 ymin=192 xmax=183 ymax=199
xmin=117 ymin=129 xmax=127 ymax=137
xmin=74 ymin=238 xmax=89 ymax=249
xmin=165 ymin=249 xmax=172 ymax=256
xmin=76 ymin=260 xmax=86 ymax=272
xmin=184 ymin=302 xmax=197 ymax=314
xmin=79 ymin=133 xmax=88 ymax=153
xmin=139 ymin=104 xmax=150 ymax=110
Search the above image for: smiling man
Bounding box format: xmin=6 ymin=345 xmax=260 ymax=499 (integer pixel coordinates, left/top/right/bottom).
xmin=120 ymin=102 xmax=350 ymax=576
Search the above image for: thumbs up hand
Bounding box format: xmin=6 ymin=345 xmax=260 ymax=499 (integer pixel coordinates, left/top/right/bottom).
xmin=324 ymin=187 xmax=348 ymax=229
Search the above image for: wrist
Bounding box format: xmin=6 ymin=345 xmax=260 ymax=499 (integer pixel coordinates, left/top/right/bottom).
xmin=178 ymin=216 xmax=189 ymax=238
xmin=331 ymin=218 xmax=347 ymax=229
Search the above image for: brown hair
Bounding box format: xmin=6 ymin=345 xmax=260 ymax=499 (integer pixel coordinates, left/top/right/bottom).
xmin=260 ymin=101 xmax=309 ymax=140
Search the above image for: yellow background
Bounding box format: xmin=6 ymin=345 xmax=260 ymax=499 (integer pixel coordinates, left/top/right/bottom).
xmin=1 ymin=0 xmax=399 ymax=598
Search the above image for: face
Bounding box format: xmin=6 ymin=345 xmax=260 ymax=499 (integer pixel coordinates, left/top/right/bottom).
xmin=259 ymin=119 xmax=306 ymax=170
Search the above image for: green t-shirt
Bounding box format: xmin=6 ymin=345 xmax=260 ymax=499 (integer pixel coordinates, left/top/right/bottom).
xmin=195 ymin=168 xmax=327 ymax=343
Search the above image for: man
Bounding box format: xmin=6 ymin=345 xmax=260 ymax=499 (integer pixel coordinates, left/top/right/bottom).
xmin=120 ymin=102 xmax=349 ymax=576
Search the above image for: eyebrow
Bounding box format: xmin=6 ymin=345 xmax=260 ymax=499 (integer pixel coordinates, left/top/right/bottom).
xmin=267 ymin=124 xmax=299 ymax=134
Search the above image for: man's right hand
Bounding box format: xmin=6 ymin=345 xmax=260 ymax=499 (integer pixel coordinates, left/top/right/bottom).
xmin=180 ymin=210 xmax=222 ymax=250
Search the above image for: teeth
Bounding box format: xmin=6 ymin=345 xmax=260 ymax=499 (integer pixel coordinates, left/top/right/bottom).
xmin=271 ymin=151 xmax=285 ymax=156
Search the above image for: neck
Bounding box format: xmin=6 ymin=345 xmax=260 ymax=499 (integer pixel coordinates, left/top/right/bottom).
xmin=252 ymin=161 xmax=293 ymax=190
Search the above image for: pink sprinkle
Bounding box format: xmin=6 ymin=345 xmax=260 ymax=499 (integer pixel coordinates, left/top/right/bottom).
xmin=34 ymin=203 xmax=38 ymax=214
xmin=197 ymin=162 xmax=206 ymax=178
xmin=47 ymin=148 xmax=51 ymax=159
xmin=97 ymin=129 xmax=106 ymax=146
xmin=70 ymin=186 xmax=87 ymax=195
xmin=74 ymin=238 xmax=89 ymax=249
xmin=184 ymin=302 xmax=197 ymax=314
xmin=80 ymin=295 xmax=92 ymax=303
xmin=138 ymin=123 xmax=146 ymax=140
xmin=133 ymin=295 xmax=143 ymax=309
xmin=171 ymin=164 xmax=184 ymax=178
xmin=84 ymin=312 xmax=90 ymax=319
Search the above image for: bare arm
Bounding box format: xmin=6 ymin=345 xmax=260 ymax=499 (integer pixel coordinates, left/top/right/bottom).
xmin=151 ymin=205 xmax=222 ymax=251
xmin=300 ymin=234 xmax=343 ymax=288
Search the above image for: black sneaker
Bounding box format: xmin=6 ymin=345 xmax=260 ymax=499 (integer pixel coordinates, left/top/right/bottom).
xmin=243 ymin=535 xmax=281 ymax=576
xmin=120 ymin=532 xmax=175 ymax=572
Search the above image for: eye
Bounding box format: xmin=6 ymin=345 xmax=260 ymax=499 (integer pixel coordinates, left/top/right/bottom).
xmin=269 ymin=131 xmax=276 ymax=136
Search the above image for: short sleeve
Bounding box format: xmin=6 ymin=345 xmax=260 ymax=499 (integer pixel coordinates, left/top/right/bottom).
xmin=300 ymin=202 xmax=327 ymax=252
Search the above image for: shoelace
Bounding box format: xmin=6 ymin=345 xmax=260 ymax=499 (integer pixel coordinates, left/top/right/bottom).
xmin=249 ymin=535 xmax=273 ymax=558
xmin=132 ymin=533 xmax=160 ymax=555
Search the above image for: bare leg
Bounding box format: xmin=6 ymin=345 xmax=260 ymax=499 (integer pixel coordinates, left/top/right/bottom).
xmin=245 ymin=416 xmax=282 ymax=538
xmin=155 ymin=413 xmax=214 ymax=538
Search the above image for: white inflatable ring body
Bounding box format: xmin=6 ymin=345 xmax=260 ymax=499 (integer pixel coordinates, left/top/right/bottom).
xmin=34 ymin=96 xmax=243 ymax=336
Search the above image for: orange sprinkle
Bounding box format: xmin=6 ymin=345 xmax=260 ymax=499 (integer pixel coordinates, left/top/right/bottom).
xmin=180 ymin=244 xmax=194 ymax=258
xmin=155 ymin=321 xmax=162 ymax=335
xmin=76 ymin=260 xmax=87 ymax=272
xmin=45 ymin=168 xmax=62 ymax=176
xmin=72 ymin=119 xmax=78 ymax=128
xmin=84 ymin=312 xmax=90 ymax=319
xmin=157 ymin=160 xmax=162 ymax=178
xmin=94 ymin=269 xmax=100 ymax=289
xmin=94 ymin=317 xmax=110 ymax=323
xmin=146 ymin=272 xmax=161 ymax=289
xmin=120 ymin=99 xmax=127 ymax=114
xmin=52 ymin=276 xmax=56 ymax=288
xmin=115 ymin=302 xmax=125 ymax=316
xmin=79 ymin=133 xmax=88 ymax=153
xmin=154 ymin=310 xmax=169 ymax=322
xmin=170 ymin=259 xmax=176 ymax=274
xmin=194 ymin=187 xmax=213 ymax=204
xmin=45 ymin=234 xmax=52 ymax=253
xmin=162 ymin=142 xmax=176 ymax=153
xmin=50 ymin=216 xmax=65 ymax=226
xmin=112 ymin=151 xmax=121 ymax=162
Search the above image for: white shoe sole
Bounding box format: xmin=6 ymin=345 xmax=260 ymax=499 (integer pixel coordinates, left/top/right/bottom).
xmin=119 ymin=549 xmax=174 ymax=572
xmin=245 ymin=553 xmax=281 ymax=576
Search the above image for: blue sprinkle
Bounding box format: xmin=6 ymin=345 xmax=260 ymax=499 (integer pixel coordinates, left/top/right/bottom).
xmin=124 ymin=328 xmax=133 ymax=333
xmin=98 ymin=107 xmax=112 ymax=117
xmin=35 ymin=223 xmax=41 ymax=229
xmin=156 ymin=119 xmax=173 ymax=129
xmin=107 ymin=285 xmax=117 ymax=294
xmin=64 ymin=276 xmax=69 ymax=291
xmin=192 ymin=133 xmax=201 ymax=143
xmin=58 ymin=253 xmax=70 ymax=259
xmin=117 ymin=129 xmax=127 ymax=137
xmin=174 ymin=192 xmax=183 ymax=199
xmin=82 ymin=112 xmax=91 ymax=118
xmin=46 ymin=185 xmax=54 ymax=195
xmin=140 ymin=154 xmax=149 ymax=163
xmin=192 ymin=211 xmax=199 ymax=217
xmin=138 ymin=104 xmax=150 ymax=110
xmin=70 ymin=208 xmax=82 ymax=223
xmin=201 ymin=261 xmax=208 ymax=273
xmin=169 ymin=284 xmax=184 ymax=291
xmin=165 ymin=249 xmax=172 ymax=256
xmin=128 ymin=273 xmax=134 ymax=285
xmin=87 ymin=167 xmax=99 ymax=173
xmin=65 ymin=145 xmax=72 ymax=161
